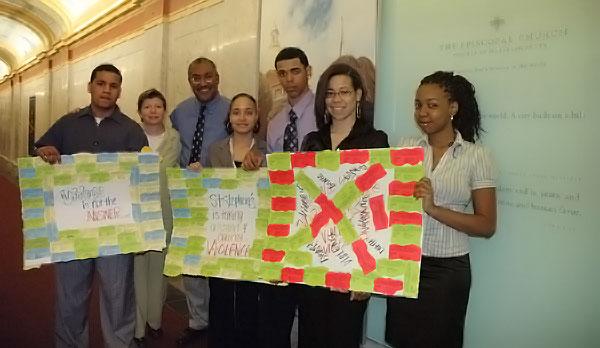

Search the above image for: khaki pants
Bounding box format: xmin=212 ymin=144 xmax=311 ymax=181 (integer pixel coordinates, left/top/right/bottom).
xmin=133 ymin=250 xmax=167 ymax=338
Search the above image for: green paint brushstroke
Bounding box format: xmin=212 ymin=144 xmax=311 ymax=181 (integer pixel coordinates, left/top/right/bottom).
xmin=303 ymin=267 xmax=328 ymax=286
xmin=24 ymin=237 xmax=50 ymax=250
xmin=268 ymin=152 xmax=292 ymax=171
xmin=288 ymin=227 xmax=314 ymax=249
xmin=389 ymin=195 xmax=421 ymax=212
xmin=332 ymin=183 xmax=362 ymax=210
xmin=337 ymin=217 xmax=359 ymax=244
xmin=259 ymin=263 xmax=283 ymax=281
xmin=163 ymin=263 xmax=182 ymax=276
xmin=269 ymin=211 xmax=294 ymax=224
xmin=220 ymin=179 xmax=239 ymax=189
xmin=369 ymin=148 xmax=394 ymax=168
xmin=284 ymin=250 xmax=313 ymax=267
xmin=74 ymin=237 xmax=100 ymax=258
xmin=350 ymin=270 xmax=376 ymax=292
xmin=394 ymin=165 xmax=424 ymax=182
xmin=316 ymin=151 xmax=340 ymax=171
xmin=295 ymin=171 xmax=321 ymax=199
xmin=270 ymin=183 xmax=296 ymax=197
xmin=391 ymin=224 xmax=422 ymax=246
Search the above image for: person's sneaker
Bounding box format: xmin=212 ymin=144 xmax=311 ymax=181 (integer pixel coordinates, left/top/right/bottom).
xmin=176 ymin=327 xmax=206 ymax=346
xmin=146 ymin=324 xmax=163 ymax=339
xmin=133 ymin=337 xmax=146 ymax=347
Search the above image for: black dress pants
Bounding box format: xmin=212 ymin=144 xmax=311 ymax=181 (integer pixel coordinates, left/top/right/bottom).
xmin=209 ymin=277 xmax=259 ymax=348
xmin=301 ymin=286 xmax=369 ymax=348
xmin=257 ymin=283 xmax=302 ymax=348
xmin=258 ymin=283 xmax=368 ymax=348
xmin=386 ymin=254 xmax=472 ymax=348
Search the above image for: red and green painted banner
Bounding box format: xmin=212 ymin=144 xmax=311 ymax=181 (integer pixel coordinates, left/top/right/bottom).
xmin=263 ymin=147 xmax=424 ymax=298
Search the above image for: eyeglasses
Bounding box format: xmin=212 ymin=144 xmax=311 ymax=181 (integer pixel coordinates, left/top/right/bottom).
xmin=189 ymin=75 xmax=215 ymax=84
xmin=325 ymin=89 xmax=354 ymax=99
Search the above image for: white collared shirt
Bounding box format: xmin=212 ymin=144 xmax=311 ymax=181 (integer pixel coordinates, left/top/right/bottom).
xmin=398 ymin=132 xmax=496 ymax=257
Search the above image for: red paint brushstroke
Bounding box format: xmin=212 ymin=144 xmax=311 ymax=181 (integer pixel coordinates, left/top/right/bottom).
xmin=390 ymin=147 xmax=424 ymax=166
xmin=281 ymin=267 xmax=305 ymax=283
xmin=369 ymin=195 xmax=389 ymax=230
xmin=389 ymin=181 xmax=416 ymax=196
xmin=262 ymin=249 xmax=286 ymax=262
xmin=354 ymin=163 xmax=387 ymax=192
xmin=314 ymin=193 xmax=343 ymax=223
xmin=352 ymin=239 xmax=377 ymax=274
xmin=267 ymin=224 xmax=291 ymax=237
xmin=268 ymin=170 xmax=295 ymax=185
xmin=340 ymin=149 xmax=370 ymax=164
xmin=389 ymin=211 xmax=422 ymax=225
xmin=374 ymin=278 xmax=404 ymax=295
xmin=310 ymin=211 xmax=330 ymax=237
xmin=271 ymin=197 xmax=296 ymax=211
xmin=389 ymin=244 xmax=422 ymax=261
xmin=325 ymin=272 xmax=351 ymax=290
xmin=291 ymin=152 xmax=316 ymax=168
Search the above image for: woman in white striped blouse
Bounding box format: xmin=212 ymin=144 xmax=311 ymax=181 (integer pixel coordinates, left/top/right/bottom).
xmin=386 ymin=71 xmax=497 ymax=348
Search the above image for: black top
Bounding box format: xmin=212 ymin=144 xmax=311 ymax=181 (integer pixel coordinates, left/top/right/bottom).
xmin=301 ymin=118 xmax=389 ymax=151
xmin=35 ymin=105 xmax=148 ymax=155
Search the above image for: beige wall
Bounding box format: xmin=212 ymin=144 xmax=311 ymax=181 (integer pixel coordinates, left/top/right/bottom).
xmin=0 ymin=0 xmax=260 ymax=163
xmin=165 ymin=0 xmax=259 ymax=109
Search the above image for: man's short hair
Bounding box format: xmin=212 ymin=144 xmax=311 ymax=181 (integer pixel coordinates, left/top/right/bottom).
xmin=90 ymin=64 xmax=122 ymax=83
xmin=274 ymin=47 xmax=309 ymax=68
xmin=188 ymin=57 xmax=217 ymax=75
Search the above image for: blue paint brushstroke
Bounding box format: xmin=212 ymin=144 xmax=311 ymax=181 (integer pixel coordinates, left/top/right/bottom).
xmin=97 ymin=153 xmax=119 ymax=162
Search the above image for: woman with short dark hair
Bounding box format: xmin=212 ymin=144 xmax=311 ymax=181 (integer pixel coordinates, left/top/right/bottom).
xmin=133 ymin=88 xmax=181 ymax=345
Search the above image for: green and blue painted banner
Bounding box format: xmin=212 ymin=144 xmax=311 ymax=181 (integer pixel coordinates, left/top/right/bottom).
xmin=163 ymin=168 xmax=269 ymax=281
xmin=18 ymin=152 xmax=166 ymax=270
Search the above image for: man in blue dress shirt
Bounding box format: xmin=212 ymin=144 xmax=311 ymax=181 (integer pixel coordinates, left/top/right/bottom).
xmin=170 ymin=57 xmax=230 ymax=346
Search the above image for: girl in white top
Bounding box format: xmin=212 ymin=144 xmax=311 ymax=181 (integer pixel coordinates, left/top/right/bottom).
xmin=386 ymin=71 xmax=497 ymax=348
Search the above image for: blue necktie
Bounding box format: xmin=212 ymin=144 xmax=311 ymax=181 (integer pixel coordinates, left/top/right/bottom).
xmin=189 ymin=104 xmax=206 ymax=164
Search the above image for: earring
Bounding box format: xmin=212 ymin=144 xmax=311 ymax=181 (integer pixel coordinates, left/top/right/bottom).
xmin=356 ymin=101 xmax=361 ymax=119
xmin=450 ymin=114 xmax=455 ymax=121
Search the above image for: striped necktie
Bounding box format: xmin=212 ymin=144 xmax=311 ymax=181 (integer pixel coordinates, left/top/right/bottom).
xmin=283 ymin=109 xmax=298 ymax=152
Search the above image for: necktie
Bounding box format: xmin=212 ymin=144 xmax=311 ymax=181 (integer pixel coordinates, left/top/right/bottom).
xmin=283 ymin=109 xmax=298 ymax=152
xmin=189 ymin=104 xmax=206 ymax=164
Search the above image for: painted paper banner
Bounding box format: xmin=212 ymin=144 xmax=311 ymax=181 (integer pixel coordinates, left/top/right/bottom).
xmin=163 ymin=168 xmax=270 ymax=281
xmin=18 ymin=152 xmax=166 ymax=270
xmin=263 ymin=147 xmax=425 ymax=298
